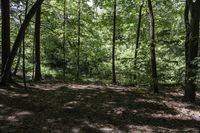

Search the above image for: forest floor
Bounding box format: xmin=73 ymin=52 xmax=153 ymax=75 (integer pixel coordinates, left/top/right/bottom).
xmin=0 ymin=82 xmax=200 ymax=133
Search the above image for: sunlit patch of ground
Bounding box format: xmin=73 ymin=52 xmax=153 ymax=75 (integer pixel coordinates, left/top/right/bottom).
xmin=0 ymin=82 xmax=200 ymax=132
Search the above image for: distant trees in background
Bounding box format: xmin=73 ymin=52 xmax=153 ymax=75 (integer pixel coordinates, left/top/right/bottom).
xmin=0 ymin=0 xmax=200 ymax=102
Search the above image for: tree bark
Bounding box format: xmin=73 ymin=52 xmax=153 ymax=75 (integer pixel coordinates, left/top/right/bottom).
xmin=1 ymin=0 xmax=10 ymax=75
xmin=148 ymin=0 xmax=158 ymax=93
xmin=34 ymin=5 xmax=42 ymax=81
xmin=134 ymin=0 xmax=144 ymax=83
xmin=184 ymin=0 xmax=200 ymax=102
xmin=184 ymin=0 xmax=190 ymax=91
xmin=13 ymin=47 xmax=21 ymax=76
xmin=112 ymin=0 xmax=117 ymax=84
xmin=0 ymin=0 xmax=45 ymax=85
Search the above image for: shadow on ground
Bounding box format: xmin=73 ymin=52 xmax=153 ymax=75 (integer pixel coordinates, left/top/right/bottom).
xmin=0 ymin=83 xmax=200 ymax=132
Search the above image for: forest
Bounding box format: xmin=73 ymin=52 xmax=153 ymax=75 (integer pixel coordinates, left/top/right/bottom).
xmin=0 ymin=0 xmax=200 ymax=132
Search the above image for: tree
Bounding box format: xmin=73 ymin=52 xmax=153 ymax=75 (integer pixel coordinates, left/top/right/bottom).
xmin=147 ymin=0 xmax=158 ymax=93
xmin=134 ymin=0 xmax=144 ymax=83
xmin=63 ymin=0 xmax=67 ymax=79
xmin=34 ymin=5 xmax=42 ymax=81
xmin=1 ymin=0 xmax=10 ymax=75
xmin=184 ymin=0 xmax=200 ymax=102
xmin=77 ymin=0 xmax=81 ymax=81
xmin=0 ymin=0 xmax=45 ymax=85
xmin=22 ymin=0 xmax=29 ymax=88
xmin=13 ymin=47 xmax=21 ymax=76
xmin=112 ymin=0 xmax=117 ymax=84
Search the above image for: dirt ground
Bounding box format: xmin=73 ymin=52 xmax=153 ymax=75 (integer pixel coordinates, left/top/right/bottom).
xmin=0 ymin=82 xmax=200 ymax=133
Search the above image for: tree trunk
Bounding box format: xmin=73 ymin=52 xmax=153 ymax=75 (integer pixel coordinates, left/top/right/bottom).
xmin=184 ymin=0 xmax=200 ymax=102
xmin=147 ymin=0 xmax=158 ymax=93
xmin=13 ymin=47 xmax=21 ymax=76
xmin=22 ymin=0 xmax=29 ymax=89
xmin=1 ymin=0 xmax=10 ymax=75
xmin=63 ymin=0 xmax=66 ymax=79
xmin=184 ymin=0 xmax=190 ymax=91
xmin=134 ymin=0 xmax=144 ymax=83
xmin=0 ymin=0 xmax=44 ymax=85
xmin=112 ymin=0 xmax=117 ymax=84
xmin=34 ymin=5 xmax=42 ymax=81
xmin=77 ymin=0 xmax=81 ymax=81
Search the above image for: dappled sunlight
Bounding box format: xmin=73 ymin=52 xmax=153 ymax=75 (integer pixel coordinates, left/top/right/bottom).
xmin=6 ymin=115 xmax=19 ymax=122
xmin=78 ymin=121 xmax=121 ymax=133
xmin=63 ymin=101 xmax=80 ymax=109
xmin=14 ymin=111 xmax=33 ymax=117
xmin=0 ymin=89 xmax=29 ymax=98
xmin=127 ymin=125 xmax=198 ymax=133
xmin=163 ymin=101 xmax=200 ymax=121
xmin=67 ymin=84 xmax=104 ymax=90
xmin=27 ymin=83 xmax=66 ymax=91
xmin=0 ymin=103 xmax=34 ymax=132
xmin=113 ymin=107 xmax=126 ymax=115
xmin=1 ymin=83 xmax=200 ymax=132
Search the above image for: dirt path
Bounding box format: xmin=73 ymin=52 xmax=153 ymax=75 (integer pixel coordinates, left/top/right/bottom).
xmin=0 ymin=83 xmax=200 ymax=132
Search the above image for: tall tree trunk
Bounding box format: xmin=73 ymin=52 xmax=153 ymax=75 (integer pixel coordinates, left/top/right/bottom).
xmin=22 ymin=0 xmax=29 ymax=89
xmin=34 ymin=5 xmax=42 ymax=81
xmin=1 ymin=0 xmax=10 ymax=75
xmin=134 ymin=0 xmax=144 ymax=83
xmin=77 ymin=0 xmax=81 ymax=81
xmin=184 ymin=0 xmax=190 ymax=90
xmin=32 ymin=33 xmax=35 ymax=80
xmin=185 ymin=0 xmax=200 ymax=102
xmin=0 ymin=0 xmax=44 ymax=85
xmin=63 ymin=0 xmax=66 ymax=79
xmin=147 ymin=0 xmax=158 ymax=93
xmin=112 ymin=0 xmax=117 ymax=84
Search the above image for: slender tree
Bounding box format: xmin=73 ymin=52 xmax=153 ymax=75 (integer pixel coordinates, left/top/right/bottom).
xmin=134 ymin=0 xmax=144 ymax=83
xmin=0 ymin=0 xmax=45 ymax=85
xmin=63 ymin=0 xmax=67 ymax=79
xmin=77 ymin=0 xmax=81 ymax=81
xmin=147 ymin=0 xmax=158 ymax=93
xmin=112 ymin=0 xmax=117 ymax=84
xmin=22 ymin=0 xmax=29 ymax=88
xmin=1 ymin=0 xmax=10 ymax=75
xmin=184 ymin=0 xmax=200 ymax=102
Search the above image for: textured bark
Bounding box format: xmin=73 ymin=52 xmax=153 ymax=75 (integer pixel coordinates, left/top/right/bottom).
xmin=184 ymin=0 xmax=200 ymax=102
xmin=34 ymin=5 xmax=42 ymax=81
xmin=148 ymin=0 xmax=158 ymax=93
xmin=1 ymin=0 xmax=10 ymax=75
xmin=0 ymin=0 xmax=45 ymax=85
xmin=112 ymin=0 xmax=117 ymax=84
